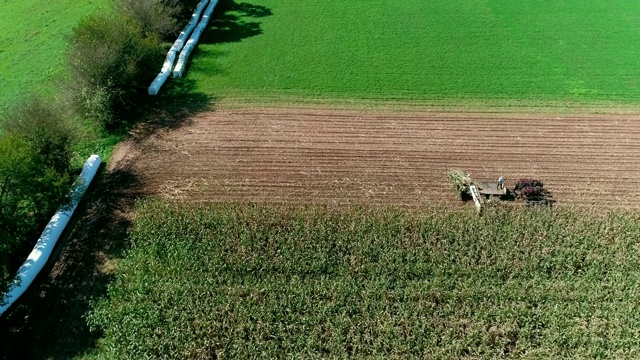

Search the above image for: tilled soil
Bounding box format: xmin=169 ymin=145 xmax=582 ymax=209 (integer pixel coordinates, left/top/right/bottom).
xmin=129 ymin=108 xmax=640 ymax=208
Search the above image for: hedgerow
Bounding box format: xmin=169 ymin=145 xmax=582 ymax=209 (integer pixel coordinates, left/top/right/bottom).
xmin=0 ymin=0 xmax=193 ymax=299
xmin=0 ymin=96 xmax=77 ymax=295
xmin=88 ymin=201 xmax=640 ymax=359
xmin=115 ymin=0 xmax=184 ymax=39
xmin=66 ymin=11 xmax=163 ymax=130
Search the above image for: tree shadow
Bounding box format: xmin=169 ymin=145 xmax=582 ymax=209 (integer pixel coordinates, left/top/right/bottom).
xmin=166 ymin=1 xmax=272 ymax=86
xmin=0 ymin=163 xmax=143 ymax=359
xmin=175 ymin=0 xmax=272 ymax=77
xmin=179 ymin=47 xmax=230 ymax=79
xmin=200 ymin=0 xmax=272 ymax=44
xmin=131 ymin=78 xmax=218 ymax=140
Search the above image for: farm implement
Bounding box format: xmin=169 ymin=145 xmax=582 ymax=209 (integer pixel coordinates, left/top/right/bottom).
xmin=449 ymin=171 xmax=553 ymax=211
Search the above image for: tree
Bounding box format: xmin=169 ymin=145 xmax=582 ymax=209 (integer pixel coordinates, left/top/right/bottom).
xmin=116 ymin=0 xmax=183 ymax=39
xmin=67 ymin=11 xmax=163 ymax=129
xmin=0 ymin=98 xmax=77 ymax=295
xmin=1 ymin=96 xmax=77 ymax=173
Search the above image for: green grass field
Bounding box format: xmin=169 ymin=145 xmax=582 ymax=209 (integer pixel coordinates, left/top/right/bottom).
xmin=4 ymin=0 xmax=638 ymax=109
xmin=185 ymin=0 xmax=640 ymax=106
xmin=87 ymin=200 xmax=640 ymax=359
xmin=0 ymin=0 xmax=111 ymax=111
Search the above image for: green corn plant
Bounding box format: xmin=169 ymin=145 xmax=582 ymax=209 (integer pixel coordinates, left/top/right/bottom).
xmin=447 ymin=169 xmax=471 ymax=199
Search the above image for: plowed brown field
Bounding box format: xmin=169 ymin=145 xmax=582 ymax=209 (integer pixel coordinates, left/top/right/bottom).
xmin=125 ymin=108 xmax=640 ymax=208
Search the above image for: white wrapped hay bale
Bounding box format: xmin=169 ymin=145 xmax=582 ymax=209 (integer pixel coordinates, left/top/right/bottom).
xmin=173 ymin=0 xmax=220 ymax=78
xmin=0 ymin=155 xmax=102 ymax=317
xmin=148 ymin=0 xmax=211 ymax=95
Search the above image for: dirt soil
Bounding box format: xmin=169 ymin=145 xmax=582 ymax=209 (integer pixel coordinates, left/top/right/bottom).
xmin=130 ymin=108 xmax=640 ymax=208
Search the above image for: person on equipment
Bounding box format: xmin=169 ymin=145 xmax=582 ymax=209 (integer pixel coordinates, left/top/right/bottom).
xmin=497 ymin=176 xmax=505 ymax=190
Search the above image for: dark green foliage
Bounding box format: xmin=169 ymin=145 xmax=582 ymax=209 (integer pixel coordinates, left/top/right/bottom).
xmin=89 ymin=201 xmax=640 ymax=358
xmin=115 ymin=0 xmax=182 ymax=39
xmin=67 ymin=11 xmax=163 ymax=130
xmin=0 ymin=97 xmax=77 ymax=296
xmin=1 ymin=96 xmax=77 ymax=173
xmin=0 ymin=137 xmax=72 ymax=296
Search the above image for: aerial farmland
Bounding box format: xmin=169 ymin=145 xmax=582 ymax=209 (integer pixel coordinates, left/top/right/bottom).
xmin=146 ymin=0 xmax=640 ymax=208
xmin=1 ymin=0 xmax=640 ymax=358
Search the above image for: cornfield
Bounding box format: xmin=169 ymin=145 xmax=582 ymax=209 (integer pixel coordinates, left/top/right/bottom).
xmin=87 ymin=199 xmax=640 ymax=359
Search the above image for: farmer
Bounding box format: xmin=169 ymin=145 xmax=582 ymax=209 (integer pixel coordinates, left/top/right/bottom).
xmin=497 ymin=176 xmax=505 ymax=190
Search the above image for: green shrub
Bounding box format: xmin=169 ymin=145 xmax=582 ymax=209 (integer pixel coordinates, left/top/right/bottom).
xmin=88 ymin=201 xmax=640 ymax=359
xmin=0 ymin=96 xmax=78 ymax=294
xmin=0 ymin=135 xmax=72 ymax=295
xmin=1 ymin=96 xmax=77 ymax=173
xmin=115 ymin=0 xmax=182 ymax=39
xmin=67 ymin=11 xmax=163 ymax=130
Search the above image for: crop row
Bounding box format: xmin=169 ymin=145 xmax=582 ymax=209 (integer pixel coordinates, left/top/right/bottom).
xmin=88 ymin=200 xmax=640 ymax=359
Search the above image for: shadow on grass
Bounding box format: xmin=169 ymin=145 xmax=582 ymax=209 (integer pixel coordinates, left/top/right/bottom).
xmin=133 ymin=78 xmax=218 ymax=140
xmin=203 ymin=0 xmax=272 ymax=44
xmin=178 ymin=0 xmax=273 ymax=77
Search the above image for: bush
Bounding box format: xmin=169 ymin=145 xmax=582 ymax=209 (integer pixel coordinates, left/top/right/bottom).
xmin=0 ymin=136 xmax=32 ymax=295
xmin=115 ymin=0 xmax=182 ymax=39
xmin=0 ymin=97 xmax=77 ymax=295
xmin=67 ymin=11 xmax=163 ymax=130
xmin=1 ymin=96 xmax=77 ymax=173
xmin=0 ymin=135 xmax=72 ymax=295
